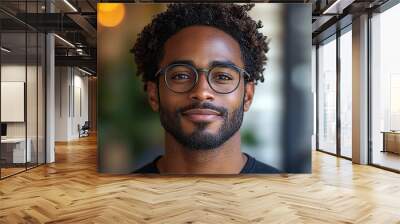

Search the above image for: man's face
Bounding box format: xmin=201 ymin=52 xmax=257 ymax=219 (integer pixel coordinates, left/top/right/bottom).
xmin=147 ymin=25 xmax=254 ymax=150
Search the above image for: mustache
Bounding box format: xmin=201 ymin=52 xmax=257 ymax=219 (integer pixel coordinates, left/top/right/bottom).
xmin=177 ymin=102 xmax=228 ymax=117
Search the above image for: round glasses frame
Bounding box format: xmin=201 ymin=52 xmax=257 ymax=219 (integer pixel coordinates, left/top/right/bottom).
xmin=154 ymin=63 xmax=251 ymax=94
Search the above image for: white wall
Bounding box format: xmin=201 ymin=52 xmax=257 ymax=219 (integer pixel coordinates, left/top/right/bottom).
xmin=55 ymin=67 xmax=89 ymax=141
xmin=72 ymin=72 xmax=89 ymax=138
xmin=55 ymin=67 xmax=69 ymax=141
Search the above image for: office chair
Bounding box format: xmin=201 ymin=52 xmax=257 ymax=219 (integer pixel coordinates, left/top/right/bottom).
xmin=79 ymin=121 xmax=90 ymax=138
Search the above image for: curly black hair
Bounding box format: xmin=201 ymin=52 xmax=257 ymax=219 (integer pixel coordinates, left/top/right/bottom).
xmin=131 ymin=3 xmax=269 ymax=91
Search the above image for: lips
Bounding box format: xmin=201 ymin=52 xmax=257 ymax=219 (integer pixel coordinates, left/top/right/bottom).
xmin=182 ymin=109 xmax=221 ymax=116
xmin=182 ymin=109 xmax=222 ymax=122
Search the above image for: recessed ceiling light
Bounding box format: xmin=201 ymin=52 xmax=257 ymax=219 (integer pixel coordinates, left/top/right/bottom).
xmin=54 ymin=34 xmax=75 ymax=48
xmin=1 ymin=47 xmax=11 ymax=53
xmin=63 ymin=0 xmax=78 ymax=12
xmin=78 ymin=67 xmax=93 ymax=76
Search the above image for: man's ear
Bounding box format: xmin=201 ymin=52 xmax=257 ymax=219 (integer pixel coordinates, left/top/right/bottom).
xmin=244 ymin=82 xmax=255 ymax=112
xmin=146 ymin=81 xmax=159 ymax=112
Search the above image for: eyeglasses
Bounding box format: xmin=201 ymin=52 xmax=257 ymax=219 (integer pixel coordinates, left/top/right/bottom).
xmin=155 ymin=63 xmax=250 ymax=94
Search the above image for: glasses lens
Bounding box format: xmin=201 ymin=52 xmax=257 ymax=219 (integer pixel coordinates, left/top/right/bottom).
xmin=209 ymin=66 xmax=241 ymax=93
xmin=165 ymin=65 xmax=196 ymax=93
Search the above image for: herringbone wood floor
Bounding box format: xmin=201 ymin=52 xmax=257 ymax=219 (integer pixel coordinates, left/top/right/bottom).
xmin=1 ymin=135 xmax=400 ymax=223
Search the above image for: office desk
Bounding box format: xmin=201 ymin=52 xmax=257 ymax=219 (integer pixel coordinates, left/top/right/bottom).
xmin=1 ymin=138 xmax=31 ymax=163
xmin=382 ymin=131 xmax=400 ymax=154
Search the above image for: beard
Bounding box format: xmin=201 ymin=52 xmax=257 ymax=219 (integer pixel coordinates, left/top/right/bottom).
xmin=159 ymin=99 xmax=245 ymax=151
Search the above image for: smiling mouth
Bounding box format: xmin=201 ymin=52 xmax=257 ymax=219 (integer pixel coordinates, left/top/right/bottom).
xmin=182 ymin=109 xmax=222 ymax=122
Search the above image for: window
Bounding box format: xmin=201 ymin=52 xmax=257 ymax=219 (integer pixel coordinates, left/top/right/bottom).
xmin=371 ymin=3 xmax=400 ymax=171
xmin=339 ymin=28 xmax=352 ymax=158
xmin=317 ymin=36 xmax=337 ymax=155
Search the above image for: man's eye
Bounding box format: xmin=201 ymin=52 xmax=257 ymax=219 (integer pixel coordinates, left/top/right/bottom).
xmin=215 ymin=73 xmax=233 ymax=81
xmin=171 ymin=73 xmax=191 ymax=80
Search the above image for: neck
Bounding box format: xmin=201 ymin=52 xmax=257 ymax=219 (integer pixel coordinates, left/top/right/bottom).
xmin=157 ymin=131 xmax=247 ymax=174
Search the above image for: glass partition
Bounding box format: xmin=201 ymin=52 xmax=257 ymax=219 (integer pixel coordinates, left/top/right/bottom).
xmin=0 ymin=1 xmax=46 ymax=179
xmin=27 ymin=30 xmax=38 ymax=169
xmin=38 ymin=32 xmax=45 ymax=165
xmin=1 ymin=30 xmax=28 ymax=177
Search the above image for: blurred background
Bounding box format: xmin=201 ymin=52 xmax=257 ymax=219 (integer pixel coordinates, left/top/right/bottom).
xmin=97 ymin=3 xmax=312 ymax=173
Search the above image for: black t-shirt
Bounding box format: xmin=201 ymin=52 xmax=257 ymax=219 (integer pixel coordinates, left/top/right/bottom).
xmin=133 ymin=153 xmax=280 ymax=174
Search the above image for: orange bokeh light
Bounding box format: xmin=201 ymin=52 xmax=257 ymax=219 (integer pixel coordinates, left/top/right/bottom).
xmin=98 ymin=3 xmax=125 ymax=28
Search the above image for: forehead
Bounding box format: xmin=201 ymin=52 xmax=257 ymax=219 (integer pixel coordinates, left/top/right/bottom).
xmin=159 ymin=25 xmax=243 ymax=68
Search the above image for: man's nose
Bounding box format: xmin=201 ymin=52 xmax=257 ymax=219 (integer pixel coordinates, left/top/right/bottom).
xmin=188 ymin=71 xmax=215 ymax=101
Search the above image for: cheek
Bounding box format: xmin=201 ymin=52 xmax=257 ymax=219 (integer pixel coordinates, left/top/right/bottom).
xmin=225 ymin=86 xmax=245 ymax=111
xmin=158 ymin=82 xmax=184 ymax=112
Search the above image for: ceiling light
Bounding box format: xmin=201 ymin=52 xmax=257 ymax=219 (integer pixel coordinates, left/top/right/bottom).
xmin=1 ymin=47 xmax=11 ymax=53
xmin=323 ymin=0 xmax=341 ymax=14
xmin=78 ymin=67 xmax=93 ymax=76
xmin=54 ymin=34 xmax=75 ymax=48
xmin=322 ymin=0 xmax=354 ymax=15
xmin=63 ymin=0 xmax=78 ymax=12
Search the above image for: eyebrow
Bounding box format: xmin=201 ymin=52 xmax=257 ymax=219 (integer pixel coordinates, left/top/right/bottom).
xmin=166 ymin=59 xmax=238 ymax=68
